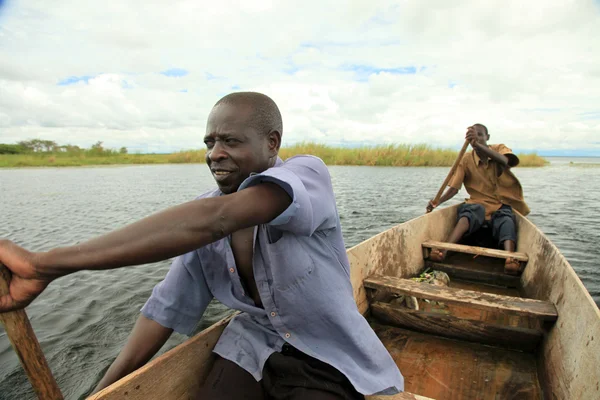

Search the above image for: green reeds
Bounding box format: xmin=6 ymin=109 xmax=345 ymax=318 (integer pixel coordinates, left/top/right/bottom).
xmin=0 ymin=142 xmax=548 ymax=168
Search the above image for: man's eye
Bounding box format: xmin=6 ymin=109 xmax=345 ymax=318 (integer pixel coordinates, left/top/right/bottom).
xmin=204 ymin=141 xmax=214 ymax=148
xmin=226 ymin=138 xmax=238 ymax=143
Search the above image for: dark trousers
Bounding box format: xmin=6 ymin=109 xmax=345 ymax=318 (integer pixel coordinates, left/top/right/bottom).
xmin=196 ymin=344 xmax=365 ymax=400
xmin=457 ymin=203 xmax=517 ymax=247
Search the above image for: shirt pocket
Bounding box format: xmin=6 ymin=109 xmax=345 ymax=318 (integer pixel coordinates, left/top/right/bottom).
xmin=263 ymin=231 xmax=314 ymax=292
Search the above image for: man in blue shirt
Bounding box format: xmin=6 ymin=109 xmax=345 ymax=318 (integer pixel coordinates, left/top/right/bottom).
xmin=0 ymin=92 xmax=404 ymax=399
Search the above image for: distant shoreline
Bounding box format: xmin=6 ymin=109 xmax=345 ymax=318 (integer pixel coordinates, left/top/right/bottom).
xmin=0 ymin=142 xmax=548 ymax=168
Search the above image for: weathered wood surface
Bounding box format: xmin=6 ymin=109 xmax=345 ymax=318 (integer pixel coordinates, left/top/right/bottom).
xmin=88 ymin=313 xmax=237 ymax=400
xmin=449 ymin=279 xmax=521 ymax=297
xmin=367 ymin=392 xmax=434 ymax=400
xmin=425 ymin=261 xmax=521 ymax=287
xmin=373 ymin=322 xmax=543 ymax=400
xmin=516 ymin=212 xmax=600 ymax=399
xmin=348 ymin=207 xmax=458 ymax=314
xmin=365 ymin=274 xmax=557 ymax=320
xmin=0 ymin=264 xmax=64 ymax=400
xmin=371 ymin=302 xmax=542 ymax=351
xmin=422 ymin=240 xmax=529 ymax=262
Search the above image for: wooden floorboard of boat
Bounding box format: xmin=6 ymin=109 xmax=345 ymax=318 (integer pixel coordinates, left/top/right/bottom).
xmin=372 ymin=322 xmax=543 ymax=400
xmin=367 ymin=393 xmax=434 ymax=400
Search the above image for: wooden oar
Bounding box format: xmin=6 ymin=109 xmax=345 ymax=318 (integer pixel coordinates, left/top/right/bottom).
xmin=427 ymin=139 xmax=470 ymax=213
xmin=0 ymin=263 xmax=63 ymax=400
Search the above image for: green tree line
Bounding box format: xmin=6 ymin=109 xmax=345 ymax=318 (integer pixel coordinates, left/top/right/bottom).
xmin=0 ymin=139 xmax=128 ymax=155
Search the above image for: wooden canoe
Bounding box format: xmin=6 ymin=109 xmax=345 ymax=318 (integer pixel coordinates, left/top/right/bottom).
xmin=85 ymin=204 xmax=600 ymax=400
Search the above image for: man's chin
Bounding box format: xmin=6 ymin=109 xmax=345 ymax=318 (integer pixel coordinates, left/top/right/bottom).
xmin=216 ymin=181 xmax=241 ymax=194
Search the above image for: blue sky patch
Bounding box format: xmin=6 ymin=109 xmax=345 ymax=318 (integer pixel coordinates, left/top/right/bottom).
xmin=160 ymin=68 xmax=189 ymax=77
xmin=58 ymin=75 xmax=94 ymax=85
xmin=342 ymin=64 xmax=418 ymax=81
xmin=580 ymin=111 xmax=600 ymax=120
xmin=231 ymin=84 xmax=241 ymax=90
xmin=283 ymin=62 xmax=299 ymax=75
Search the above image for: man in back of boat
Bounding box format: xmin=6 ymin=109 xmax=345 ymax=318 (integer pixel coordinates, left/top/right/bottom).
xmin=0 ymin=92 xmax=404 ymax=399
xmin=426 ymin=124 xmax=530 ymax=275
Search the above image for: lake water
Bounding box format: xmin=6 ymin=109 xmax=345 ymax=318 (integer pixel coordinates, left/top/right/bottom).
xmin=1 ymin=158 xmax=599 ymax=399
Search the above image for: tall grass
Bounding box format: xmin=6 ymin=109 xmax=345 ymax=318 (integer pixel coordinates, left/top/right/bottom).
xmin=0 ymin=142 xmax=548 ymax=168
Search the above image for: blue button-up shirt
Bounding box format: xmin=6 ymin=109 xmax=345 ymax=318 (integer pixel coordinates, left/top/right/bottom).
xmin=141 ymin=155 xmax=404 ymax=395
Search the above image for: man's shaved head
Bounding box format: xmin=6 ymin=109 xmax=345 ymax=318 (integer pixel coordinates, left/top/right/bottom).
xmin=214 ymin=92 xmax=283 ymax=136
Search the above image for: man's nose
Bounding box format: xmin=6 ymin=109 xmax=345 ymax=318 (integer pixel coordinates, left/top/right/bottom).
xmin=208 ymin=141 xmax=228 ymax=162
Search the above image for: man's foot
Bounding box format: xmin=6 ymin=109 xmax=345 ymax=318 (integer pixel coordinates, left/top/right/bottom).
xmin=504 ymin=257 xmax=521 ymax=275
xmin=429 ymin=248 xmax=447 ymax=262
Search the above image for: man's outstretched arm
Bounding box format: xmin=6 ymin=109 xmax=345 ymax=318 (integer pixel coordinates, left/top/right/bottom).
xmin=0 ymin=182 xmax=291 ymax=312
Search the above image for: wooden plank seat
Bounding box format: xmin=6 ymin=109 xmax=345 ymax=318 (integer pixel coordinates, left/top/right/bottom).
xmin=422 ymin=240 xmax=528 ymax=262
xmin=371 ymin=302 xmax=543 ymax=351
xmin=364 ymin=274 xmax=557 ymax=351
xmin=364 ymin=275 xmax=556 ymax=320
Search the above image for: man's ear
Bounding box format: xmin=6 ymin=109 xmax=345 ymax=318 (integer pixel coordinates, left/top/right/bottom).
xmin=267 ymin=130 xmax=282 ymax=156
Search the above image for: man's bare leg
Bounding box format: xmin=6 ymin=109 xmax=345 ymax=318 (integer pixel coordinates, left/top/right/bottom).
xmin=503 ymin=239 xmax=520 ymax=275
xmin=429 ymin=217 xmax=471 ymax=262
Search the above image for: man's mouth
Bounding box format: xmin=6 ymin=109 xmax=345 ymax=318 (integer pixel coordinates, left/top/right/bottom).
xmin=212 ymin=169 xmax=234 ymax=182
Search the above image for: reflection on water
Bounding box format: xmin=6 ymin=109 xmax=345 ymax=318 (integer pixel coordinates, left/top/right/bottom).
xmin=0 ymin=160 xmax=598 ymax=399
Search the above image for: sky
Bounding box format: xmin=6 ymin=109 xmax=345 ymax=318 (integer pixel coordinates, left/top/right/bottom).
xmin=0 ymin=0 xmax=599 ymax=155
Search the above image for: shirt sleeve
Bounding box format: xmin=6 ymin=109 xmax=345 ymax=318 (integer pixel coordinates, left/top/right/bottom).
xmin=238 ymin=155 xmax=337 ymax=236
xmin=140 ymin=250 xmax=213 ymax=336
xmin=495 ymin=144 xmax=519 ymax=167
xmin=449 ymin=157 xmax=466 ymax=190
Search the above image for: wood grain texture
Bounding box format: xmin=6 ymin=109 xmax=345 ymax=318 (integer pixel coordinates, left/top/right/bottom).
xmin=373 ymin=322 xmax=543 ymax=400
xmin=364 ymin=274 xmax=557 ymax=320
xmin=371 ymin=302 xmax=542 ymax=351
xmin=422 ymin=240 xmax=529 ymax=262
xmin=347 ymin=206 xmax=459 ymax=315
xmin=367 ymin=392 xmax=434 ymax=400
xmin=0 ymin=264 xmax=63 ymax=400
xmin=516 ymin=212 xmax=600 ymax=399
xmin=425 ymin=261 xmax=521 ymax=287
xmin=88 ymin=313 xmax=237 ymax=400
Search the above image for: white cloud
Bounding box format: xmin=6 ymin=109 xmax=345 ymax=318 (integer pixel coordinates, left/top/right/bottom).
xmin=0 ymin=0 xmax=598 ymax=153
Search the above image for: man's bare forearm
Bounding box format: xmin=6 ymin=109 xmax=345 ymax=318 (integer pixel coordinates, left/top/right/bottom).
xmin=438 ymin=187 xmax=459 ymax=205
xmin=473 ymin=143 xmax=508 ymax=167
xmin=34 ymin=184 xmax=290 ymax=279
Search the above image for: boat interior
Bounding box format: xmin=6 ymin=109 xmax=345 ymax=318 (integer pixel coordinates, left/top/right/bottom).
xmin=89 ymin=205 xmax=600 ymax=400
xmin=365 ymin=237 xmax=551 ymax=399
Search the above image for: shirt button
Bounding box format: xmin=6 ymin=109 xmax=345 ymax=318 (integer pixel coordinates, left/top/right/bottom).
xmin=270 ymin=311 xmax=276 ymax=317
xmin=285 ymin=333 xmax=291 ymax=339
xmin=229 ymin=268 xmax=235 ymax=273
